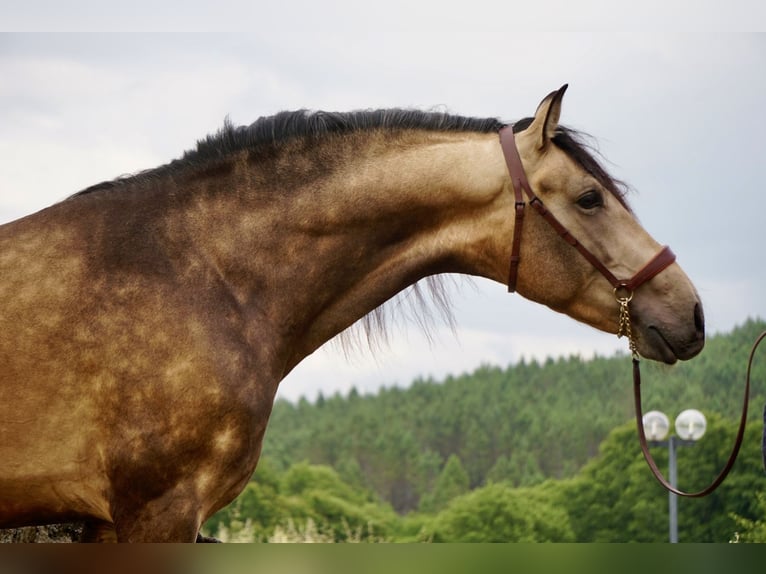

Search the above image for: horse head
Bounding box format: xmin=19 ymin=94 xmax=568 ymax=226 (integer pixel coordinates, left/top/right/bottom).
xmin=507 ymin=86 xmax=704 ymax=363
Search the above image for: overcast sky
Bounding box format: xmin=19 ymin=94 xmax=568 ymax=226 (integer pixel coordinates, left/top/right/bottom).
xmin=1 ymin=7 xmax=765 ymax=402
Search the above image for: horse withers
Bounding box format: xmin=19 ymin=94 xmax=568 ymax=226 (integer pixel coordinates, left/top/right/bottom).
xmin=0 ymin=86 xmax=703 ymax=541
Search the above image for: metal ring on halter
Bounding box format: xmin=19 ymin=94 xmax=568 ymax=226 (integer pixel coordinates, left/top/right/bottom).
xmin=613 ymin=285 xmax=634 ymax=303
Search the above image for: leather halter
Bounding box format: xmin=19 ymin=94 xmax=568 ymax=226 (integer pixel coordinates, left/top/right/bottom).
xmin=499 ymin=125 xmax=676 ymax=295
xmin=498 ymin=125 xmax=757 ymax=498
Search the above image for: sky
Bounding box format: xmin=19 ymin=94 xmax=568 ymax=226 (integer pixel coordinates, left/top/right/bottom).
xmin=1 ymin=5 xmax=765 ymax=402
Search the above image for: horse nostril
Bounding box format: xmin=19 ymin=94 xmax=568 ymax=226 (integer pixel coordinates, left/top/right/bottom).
xmin=694 ymin=302 xmax=705 ymax=338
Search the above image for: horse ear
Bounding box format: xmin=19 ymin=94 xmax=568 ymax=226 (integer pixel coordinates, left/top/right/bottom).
xmin=528 ymin=84 xmax=568 ymax=149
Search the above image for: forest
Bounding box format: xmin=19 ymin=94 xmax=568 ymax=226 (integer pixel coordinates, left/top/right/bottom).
xmin=202 ymin=317 xmax=766 ymax=542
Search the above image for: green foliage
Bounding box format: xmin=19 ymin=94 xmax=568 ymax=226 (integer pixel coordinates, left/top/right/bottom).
xmin=731 ymin=491 xmax=766 ymax=542
xmin=418 ymin=454 xmax=469 ymax=514
xmin=205 ymin=461 xmax=398 ymax=542
xmin=261 ymin=318 xmax=766 ymax=513
xmin=280 ymin=462 xmax=398 ymax=541
xmin=556 ymin=413 xmax=766 ymax=542
xmin=425 ymin=483 xmax=575 ymax=542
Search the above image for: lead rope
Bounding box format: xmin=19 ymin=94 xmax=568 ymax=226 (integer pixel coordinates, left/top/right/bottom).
xmin=621 ymin=294 xmax=765 ymax=497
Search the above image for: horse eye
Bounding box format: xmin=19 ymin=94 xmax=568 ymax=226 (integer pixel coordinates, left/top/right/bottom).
xmin=576 ymin=190 xmax=604 ymax=210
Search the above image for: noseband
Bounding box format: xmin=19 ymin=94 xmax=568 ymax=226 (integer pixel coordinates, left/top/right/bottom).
xmin=498 ymin=125 xmax=756 ymax=498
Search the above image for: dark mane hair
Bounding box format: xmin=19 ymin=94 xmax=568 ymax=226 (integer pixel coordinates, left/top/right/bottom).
xmin=190 ymin=109 xmax=506 ymax=164
xmin=72 ymin=109 xmax=629 ymax=212
xmin=71 ymin=109 xmax=506 ymax=197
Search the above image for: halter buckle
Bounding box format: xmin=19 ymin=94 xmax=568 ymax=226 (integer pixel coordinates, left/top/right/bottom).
xmin=613 ymin=284 xmax=634 ymax=303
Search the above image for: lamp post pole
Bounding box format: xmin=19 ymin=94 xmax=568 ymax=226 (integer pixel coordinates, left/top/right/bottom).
xmin=642 ymin=409 xmax=707 ymax=544
xmin=668 ymin=434 xmax=678 ymax=544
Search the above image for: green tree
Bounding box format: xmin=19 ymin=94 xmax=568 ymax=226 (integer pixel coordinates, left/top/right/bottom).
xmin=731 ymin=491 xmax=766 ymax=542
xmin=418 ymin=454 xmax=470 ymax=514
xmin=486 ymin=454 xmax=514 ymax=485
xmin=425 ymin=483 xmax=575 ymax=542
xmin=557 ymin=414 xmax=766 ymax=542
xmin=280 ymin=462 xmax=398 ymax=541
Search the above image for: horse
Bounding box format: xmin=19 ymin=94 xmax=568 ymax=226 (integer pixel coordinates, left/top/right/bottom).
xmin=0 ymin=86 xmax=705 ymax=542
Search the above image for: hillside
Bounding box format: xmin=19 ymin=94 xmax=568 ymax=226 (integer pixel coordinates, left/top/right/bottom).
xmin=260 ymin=318 xmax=766 ymax=513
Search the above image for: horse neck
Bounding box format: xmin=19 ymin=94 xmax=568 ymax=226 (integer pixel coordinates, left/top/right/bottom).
xmin=183 ymin=131 xmax=509 ymax=375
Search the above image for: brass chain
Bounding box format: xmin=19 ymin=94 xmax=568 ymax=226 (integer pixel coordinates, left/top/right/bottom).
xmin=615 ymin=289 xmax=639 ymax=360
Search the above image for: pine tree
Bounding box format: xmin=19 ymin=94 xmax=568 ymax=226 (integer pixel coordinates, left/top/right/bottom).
xmin=418 ymin=454 xmax=469 ymax=514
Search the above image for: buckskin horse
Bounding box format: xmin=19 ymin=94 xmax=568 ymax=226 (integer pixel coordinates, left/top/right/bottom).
xmin=0 ymin=86 xmax=705 ymax=542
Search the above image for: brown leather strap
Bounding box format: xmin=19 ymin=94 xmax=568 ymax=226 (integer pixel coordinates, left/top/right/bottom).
xmin=508 ymin=199 xmax=526 ymax=292
xmin=499 ymin=126 xmax=676 ymax=294
xmin=621 ymin=246 xmax=676 ymax=293
xmin=634 ymin=331 xmax=766 ymax=497
xmin=763 ymin=402 xmax=766 ymax=472
xmin=528 ymin=196 xmax=619 ymax=288
xmin=500 ymin=126 xmax=530 ymax=292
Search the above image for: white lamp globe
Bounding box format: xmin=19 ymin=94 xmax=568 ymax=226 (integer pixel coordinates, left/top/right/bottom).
xmin=675 ymin=409 xmax=707 ymax=441
xmin=642 ymin=410 xmax=670 ymax=441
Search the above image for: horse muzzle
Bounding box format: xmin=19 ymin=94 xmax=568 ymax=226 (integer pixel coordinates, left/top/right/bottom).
xmin=633 ymin=300 xmax=705 ymax=364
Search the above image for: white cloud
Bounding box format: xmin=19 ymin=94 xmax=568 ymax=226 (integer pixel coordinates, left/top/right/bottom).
xmin=0 ymin=48 xmax=262 ymax=213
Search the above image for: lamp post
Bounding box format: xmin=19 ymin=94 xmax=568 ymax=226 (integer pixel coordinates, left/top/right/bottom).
xmin=642 ymin=408 xmax=707 ymax=543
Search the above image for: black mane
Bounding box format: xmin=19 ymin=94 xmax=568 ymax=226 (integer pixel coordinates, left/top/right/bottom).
xmin=71 ymin=109 xmax=506 ymax=197
xmin=188 ymin=109 xmax=506 ymax=165
xmin=70 ymin=109 xmax=627 ymax=206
